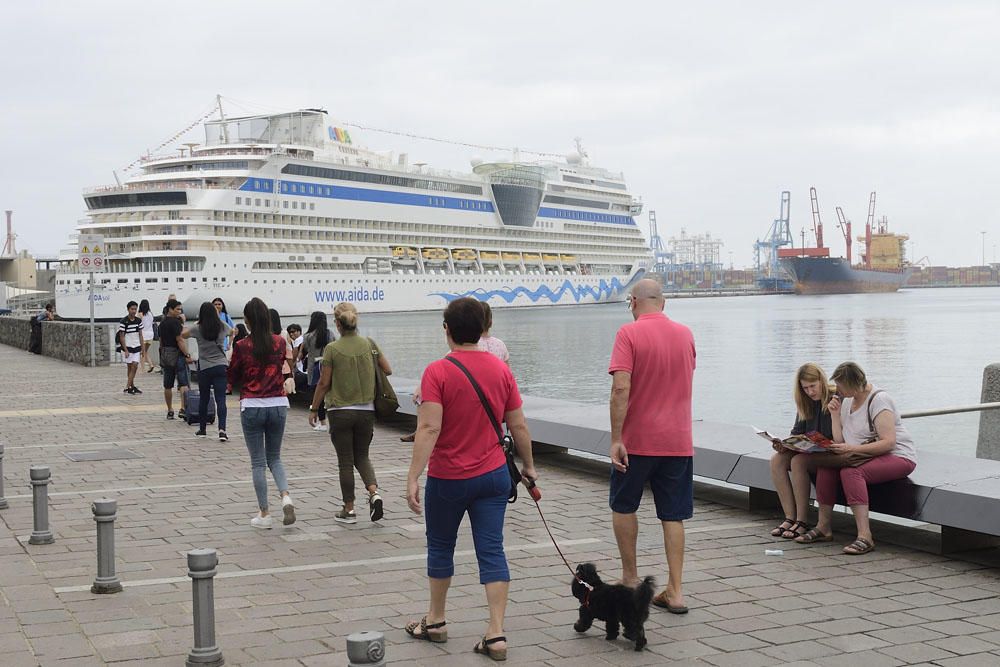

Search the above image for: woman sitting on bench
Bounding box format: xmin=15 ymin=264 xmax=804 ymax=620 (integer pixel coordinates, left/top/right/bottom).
xmin=796 ymin=362 xmax=917 ymax=555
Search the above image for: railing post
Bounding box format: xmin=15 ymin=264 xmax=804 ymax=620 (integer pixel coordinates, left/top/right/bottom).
xmin=28 ymin=465 xmax=54 ymax=545
xmin=91 ymin=498 xmax=122 ymax=594
xmin=186 ymin=548 xmax=224 ymax=667
xmin=0 ymin=443 xmax=8 ymax=510
xmin=346 ymin=631 xmax=386 ymax=667
xmin=978 ymin=363 xmax=1000 ymax=460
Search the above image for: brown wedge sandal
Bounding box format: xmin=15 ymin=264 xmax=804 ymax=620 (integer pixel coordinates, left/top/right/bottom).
xmin=404 ymin=616 xmax=447 ymax=643
xmin=474 ymin=635 xmax=507 ymax=661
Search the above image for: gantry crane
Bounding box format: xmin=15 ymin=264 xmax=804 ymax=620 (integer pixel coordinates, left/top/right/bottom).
xmin=753 ymin=191 xmax=794 ymax=290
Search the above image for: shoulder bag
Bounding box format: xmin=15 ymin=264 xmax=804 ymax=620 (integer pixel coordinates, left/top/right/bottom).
xmin=843 ymin=389 xmax=885 ymax=467
xmin=368 ymin=338 xmax=399 ymax=419
xmin=444 ymin=356 xmax=521 ymax=502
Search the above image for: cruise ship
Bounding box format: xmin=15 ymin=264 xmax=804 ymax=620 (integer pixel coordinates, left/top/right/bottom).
xmin=56 ymin=107 xmax=651 ymax=319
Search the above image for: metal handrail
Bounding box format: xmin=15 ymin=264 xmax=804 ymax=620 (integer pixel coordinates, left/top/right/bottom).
xmin=901 ymin=402 xmax=1000 ymax=419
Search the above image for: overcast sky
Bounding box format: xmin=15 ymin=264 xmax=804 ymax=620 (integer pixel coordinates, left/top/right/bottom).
xmin=2 ymin=1 xmax=998 ymax=267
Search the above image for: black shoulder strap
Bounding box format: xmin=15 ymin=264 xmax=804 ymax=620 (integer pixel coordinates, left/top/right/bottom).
xmin=445 ymin=356 xmax=504 ymax=443
xmin=866 ymin=389 xmax=885 ymax=433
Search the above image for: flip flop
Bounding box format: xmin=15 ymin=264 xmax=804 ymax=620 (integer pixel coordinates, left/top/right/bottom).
xmin=651 ymin=590 xmax=689 ymax=614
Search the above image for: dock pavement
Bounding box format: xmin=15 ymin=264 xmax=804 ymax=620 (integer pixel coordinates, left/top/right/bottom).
xmin=2 ymin=343 xmax=1000 ymax=666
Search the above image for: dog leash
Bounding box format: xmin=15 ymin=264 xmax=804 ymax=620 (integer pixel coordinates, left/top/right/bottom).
xmin=523 ymin=480 xmax=594 ymax=597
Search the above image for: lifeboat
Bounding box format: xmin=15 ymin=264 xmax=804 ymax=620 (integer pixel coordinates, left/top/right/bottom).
xmin=501 ymin=252 xmax=522 ymax=262
xmin=560 ymin=254 xmax=577 ymax=263
xmin=480 ymin=251 xmax=500 ymax=262
xmin=421 ymin=247 xmax=449 ymax=262
xmin=522 ymin=252 xmax=542 ymax=263
xmin=392 ymin=246 xmax=418 ymax=262
xmin=451 ymin=248 xmax=477 ymax=263
xmin=542 ymin=253 xmax=561 ymax=263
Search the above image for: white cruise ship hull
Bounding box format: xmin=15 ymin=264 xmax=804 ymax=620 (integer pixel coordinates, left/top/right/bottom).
xmin=57 ymin=268 xmax=644 ymax=320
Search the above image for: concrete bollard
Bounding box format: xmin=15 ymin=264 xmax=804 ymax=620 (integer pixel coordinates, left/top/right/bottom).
xmin=0 ymin=443 xmax=8 ymax=510
xmin=346 ymin=631 xmax=386 ymax=667
xmin=91 ymin=498 xmax=123 ymax=594
xmin=28 ymin=465 xmax=54 ymax=545
xmin=977 ymin=363 xmax=1000 ymax=460
xmin=185 ymin=548 xmax=224 ymax=667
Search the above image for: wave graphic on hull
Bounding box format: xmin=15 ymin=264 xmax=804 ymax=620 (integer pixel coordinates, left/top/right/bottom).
xmin=432 ymin=271 xmax=645 ymax=304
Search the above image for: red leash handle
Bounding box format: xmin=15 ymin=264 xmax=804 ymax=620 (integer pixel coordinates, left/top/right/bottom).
xmin=523 ymin=478 xmax=541 ymax=501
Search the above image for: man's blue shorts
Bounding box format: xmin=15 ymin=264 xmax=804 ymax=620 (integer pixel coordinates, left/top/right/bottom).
xmin=609 ymin=454 xmax=693 ymax=521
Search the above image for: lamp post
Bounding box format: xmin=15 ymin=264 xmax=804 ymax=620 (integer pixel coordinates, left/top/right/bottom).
xmin=982 ymin=231 xmax=987 ymax=267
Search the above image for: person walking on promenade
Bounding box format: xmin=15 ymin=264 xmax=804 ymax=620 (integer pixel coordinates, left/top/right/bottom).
xmin=400 ymin=300 xmax=509 ymax=444
xmin=117 ymin=301 xmax=144 ymax=395
xmin=769 ymin=363 xmax=835 ymax=539
xmin=795 ymin=362 xmax=917 ymax=555
xmin=609 ymin=278 xmax=696 ymax=614
xmin=477 ymin=302 xmax=510 ymax=364
xmin=300 ymin=311 xmax=333 ymax=432
xmin=183 ymin=302 xmax=232 ymax=441
xmin=308 ymin=302 xmax=390 ymax=523
xmin=404 ymin=297 xmax=536 ymax=660
xmin=138 ymin=299 xmax=155 ymax=372
xmin=269 ymin=308 xmax=295 ymax=385
xmin=287 ymin=324 xmax=304 ymax=372
xmin=159 ymin=299 xmax=192 ymax=420
xmin=212 ymin=298 xmax=236 ymax=354
xmin=228 ymin=297 xmax=295 ymax=529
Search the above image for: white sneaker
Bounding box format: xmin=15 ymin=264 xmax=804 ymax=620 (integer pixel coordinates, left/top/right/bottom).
xmin=282 ymin=495 xmax=296 ymax=525
xmin=251 ymin=513 xmax=273 ymax=529
xmin=312 ymin=423 xmax=328 ymax=432
xmin=369 ymin=492 xmax=384 ymax=522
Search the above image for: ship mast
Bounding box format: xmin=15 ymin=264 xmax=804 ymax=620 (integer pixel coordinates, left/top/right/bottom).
xmin=216 ymin=94 xmax=230 ymax=144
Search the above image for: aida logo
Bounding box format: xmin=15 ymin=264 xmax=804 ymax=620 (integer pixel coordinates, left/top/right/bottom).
xmin=327 ymin=126 xmax=352 ymax=144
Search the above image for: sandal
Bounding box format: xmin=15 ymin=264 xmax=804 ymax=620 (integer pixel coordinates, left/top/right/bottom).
xmin=781 ymin=520 xmax=809 ymax=540
xmin=404 ymin=616 xmax=447 ymax=643
xmin=770 ymin=518 xmax=795 ymax=537
xmin=473 ymin=635 xmax=507 ymax=661
xmin=843 ymin=537 xmax=875 ymax=555
xmin=794 ymin=528 xmax=833 ymax=544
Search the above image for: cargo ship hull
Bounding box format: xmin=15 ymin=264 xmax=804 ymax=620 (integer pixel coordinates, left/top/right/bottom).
xmin=779 ymin=257 xmax=912 ymax=295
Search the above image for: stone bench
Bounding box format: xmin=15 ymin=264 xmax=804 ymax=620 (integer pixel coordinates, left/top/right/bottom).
xmin=390 ymin=377 xmax=1000 ymax=554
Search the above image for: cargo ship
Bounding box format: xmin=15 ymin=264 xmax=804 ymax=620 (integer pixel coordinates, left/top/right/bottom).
xmin=778 ymin=189 xmax=912 ymax=295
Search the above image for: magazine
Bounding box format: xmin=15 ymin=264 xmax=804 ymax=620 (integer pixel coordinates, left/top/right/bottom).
xmin=752 ymin=426 xmax=833 ymax=454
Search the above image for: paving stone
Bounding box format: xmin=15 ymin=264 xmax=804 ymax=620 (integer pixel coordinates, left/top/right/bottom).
xmin=929 ymin=635 xmax=1000 ymax=656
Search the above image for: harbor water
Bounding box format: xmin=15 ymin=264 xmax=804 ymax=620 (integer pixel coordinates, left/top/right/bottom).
xmin=297 ymin=286 xmax=1000 ymax=458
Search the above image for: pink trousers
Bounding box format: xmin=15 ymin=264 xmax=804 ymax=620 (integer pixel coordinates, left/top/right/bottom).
xmin=815 ymin=454 xmax=916 ymax=507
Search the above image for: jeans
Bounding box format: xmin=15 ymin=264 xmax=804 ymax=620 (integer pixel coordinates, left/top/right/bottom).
xmin=328 ymin=410 xmax=377 ymax=504
xmin=241 ymin=406 xmax=289 ymax=511
xmin=197 ymin=365 xmax=228 ymax=431
xmin=424 ymin=464 xmax=510 ymax=584
xmin=816 ymin=454 xmax=916 ymax=506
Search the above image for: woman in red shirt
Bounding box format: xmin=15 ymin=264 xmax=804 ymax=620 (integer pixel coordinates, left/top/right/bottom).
xmin=227 ymin=297 xmax=295 ymax=530
xmin=404 ymin=297 xmax=537 ymax=661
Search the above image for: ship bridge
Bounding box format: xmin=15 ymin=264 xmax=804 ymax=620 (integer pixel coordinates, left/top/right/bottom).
xmin=473 ymin=162 xmax=549 ymax=227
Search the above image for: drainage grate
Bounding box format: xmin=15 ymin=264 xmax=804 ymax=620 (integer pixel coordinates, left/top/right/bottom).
xmin=64 ymin=449 xmax=143 ymax=462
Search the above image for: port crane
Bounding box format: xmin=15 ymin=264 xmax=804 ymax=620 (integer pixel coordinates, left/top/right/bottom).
xmin=753 ymin=191 xmax=794 ymax=290
xmin=647 ymin=210 xmax=672 ymax=273
xmin=835 ymin=206 xmax=853 ymax=264
xmin=809 ymin=186 xmax=824 ymax=248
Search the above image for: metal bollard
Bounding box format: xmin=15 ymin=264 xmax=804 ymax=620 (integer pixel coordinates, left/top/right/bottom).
xmin=28 ymin=466 xmax=54 ymax=545
xmin=0 ymin=443 xmax=8 ymax=510
xmin=346 ymin=631 xmax=386 ymax=667
xmin=186 ymin=548 xmax=224 ymax=667
xmin=91 ymin=498 xmax=122 ymax=594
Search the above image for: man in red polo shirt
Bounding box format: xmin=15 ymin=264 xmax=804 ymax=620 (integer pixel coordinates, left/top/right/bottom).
xmin=608 ymin=278 xmax=696 ymax=614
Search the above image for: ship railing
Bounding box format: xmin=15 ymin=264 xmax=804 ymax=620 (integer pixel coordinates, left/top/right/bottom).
xmin=84 ymin=182 xmax=241 ymax=194
xmin=901 ymin=403 xmax=1000 ymax=419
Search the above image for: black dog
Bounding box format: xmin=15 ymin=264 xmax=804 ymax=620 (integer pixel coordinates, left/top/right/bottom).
xmin=571 ymin=563 xmax=654 ymax=651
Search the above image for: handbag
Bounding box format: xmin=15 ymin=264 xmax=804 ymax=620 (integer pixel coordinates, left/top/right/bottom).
xmin=444 ymin=356 xmax=522 ymax=503
xmin=368 ymin=338 xmax=399 ymax=419
xmin=843 ymin=389 xmax=885 ymax=467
